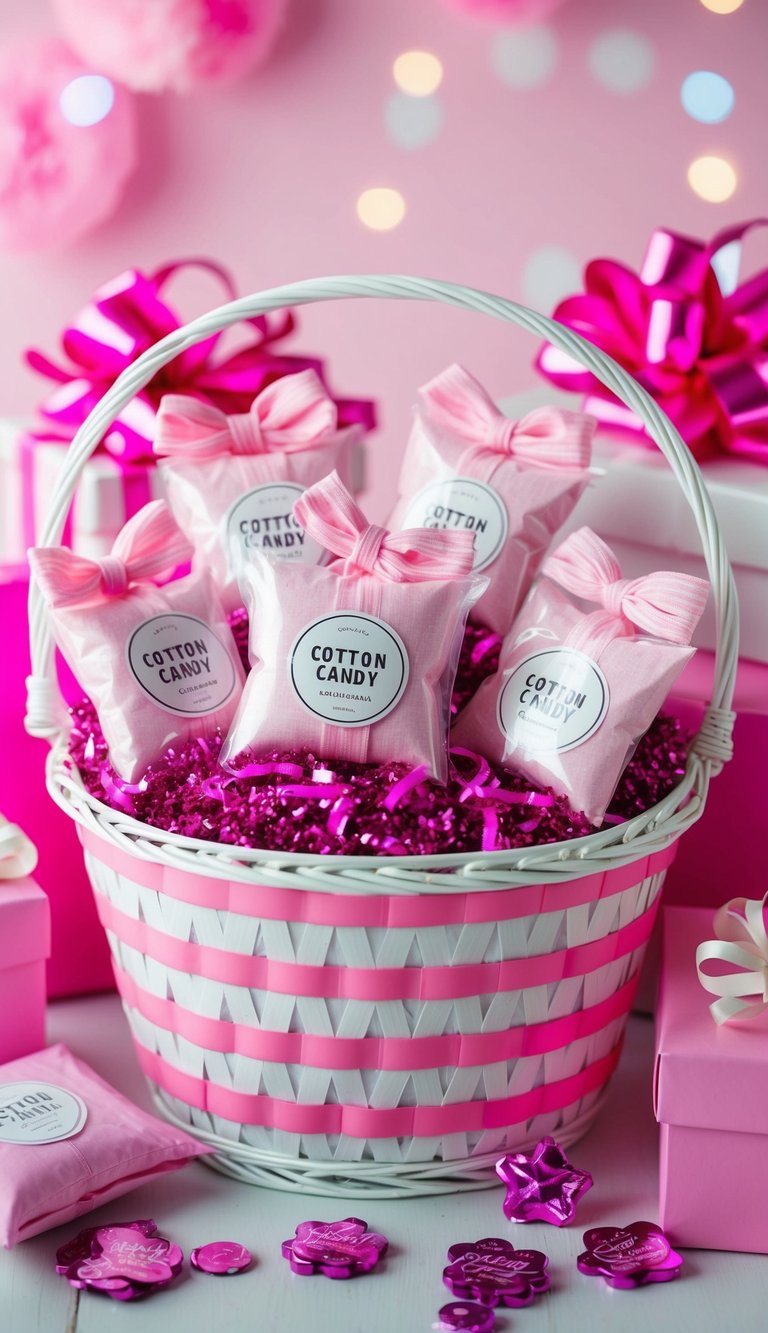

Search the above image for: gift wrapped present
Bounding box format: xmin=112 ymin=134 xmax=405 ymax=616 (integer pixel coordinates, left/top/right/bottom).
xmin=535 ymin=219 xmax=768 ymax=663
xmin=655 ymin=905 xmax=768 ymax=1254
xmin=0 ymin=817 xmax=49 ymax=1064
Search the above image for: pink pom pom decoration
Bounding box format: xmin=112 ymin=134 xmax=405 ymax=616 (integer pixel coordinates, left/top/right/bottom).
xmin=442 ymin=0 xmax=568 ymax=20
xmin=53 ymin=0 xmax=288 ymax=94
xmin=0 ymin=39 xmax=136 ymax=253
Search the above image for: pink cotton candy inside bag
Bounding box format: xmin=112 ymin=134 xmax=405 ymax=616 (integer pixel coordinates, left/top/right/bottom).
xmin=30 ymin=501 xmax=244 ymax=783
xmin=221 ymin=473 xmax=485 ymax=783
xmin=0 ymin=1044 xmax=210 ymax=1247
xmin=155 ymin=369 xmax=359 ymax=612
xmin=452 ymin=527 xmax=709 ymax=824
xmin=387 ymin=364 xmax=595 ymax=637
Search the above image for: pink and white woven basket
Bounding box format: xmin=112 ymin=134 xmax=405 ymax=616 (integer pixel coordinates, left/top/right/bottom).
xmin=26 ymin=277 xmax=738 ymax=1197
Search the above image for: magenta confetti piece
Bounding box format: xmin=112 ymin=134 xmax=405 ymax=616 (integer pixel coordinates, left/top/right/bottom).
xmin=443 ymin=1238 xmax=544 ymax=1308
xmin=496 ymin=1136 xmax=593 ymax=1226
xmin=56 ymin=1220 xmax=182 ymax=1301
xmin=577 ymin=1221 xmax=683 ymax=1289
xmin=190 ymin=1241 xmax=252 ymax=1275
xmin=281 ymin=1218 xmax=388 ymax=1279
xmin=437 ymin=1301 xmax=496 ymax=1332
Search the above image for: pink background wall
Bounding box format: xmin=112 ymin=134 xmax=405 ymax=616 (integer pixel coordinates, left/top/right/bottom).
xmin=1 ymin=0 xmax=765 ymax=519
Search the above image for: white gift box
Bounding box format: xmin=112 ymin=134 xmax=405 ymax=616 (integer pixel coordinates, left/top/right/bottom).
xmin=0 ymin=421 xmax=163 ymax=561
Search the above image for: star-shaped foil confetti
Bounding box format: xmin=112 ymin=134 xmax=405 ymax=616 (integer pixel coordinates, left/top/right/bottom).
xmin=281 ymin=1217 xmax=388 ymax=1279
xmin=496 ymin=1136 xmax=593 ymax=1225
xmin=443 ymin=1237 xmax=549 ymax=1308
xmin=577 ymin=1221 xmax=683 ymax=1290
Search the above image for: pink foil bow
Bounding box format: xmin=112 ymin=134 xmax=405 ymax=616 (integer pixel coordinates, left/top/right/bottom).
xmin=294 ymin=471 xmax=477 ymax=581
xmin=153 ymin=369 xmax=338 ymax=458
xmin=696 ymin=894 xmax=768 ymax=1024
xmin=421 ymin=363 xmax=594 ymax=470
xmin=25 ymin=259 xmax=376 ymax=464
xmin=536 ymin=219 xmax=768 ymax=463
xmin=29 ymin=500 xmax=191 ymax=608
xmin=544 ymin=527 xmax=709 ymax=646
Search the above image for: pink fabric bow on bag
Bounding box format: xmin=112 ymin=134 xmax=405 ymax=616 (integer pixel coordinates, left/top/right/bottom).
xmin=30 ymin=501 xmax=244 ymax=783
xmin=452 ymin=526 xmax=708 ymax=824
xmin=154 ymin=371 xmax=362 ymax=613
xmin=154 ymin=368 xmax=339 ymax=459
xmin=387 ymin=363 xmax=595 ymax=637
xmin=221 ymin=472 xmax=485 ymax=781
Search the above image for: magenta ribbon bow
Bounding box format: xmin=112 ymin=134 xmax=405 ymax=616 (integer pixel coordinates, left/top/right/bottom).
xmin=29 ymin=500 xmax=191 ymax=608
xmin=421 ymin=363 xmax=595 ymax=469
xmin=294 ymin=471 xmax=476 ymax=581
xmin=154 ymin=369 xmax=339 ymax=459
xmin=544 ymin=526 xmax=708 ymax=646
xmin=25 ymin=260 xmax=376 ymax=465
xmin=536 ymin=220 xmax=768 ymax=463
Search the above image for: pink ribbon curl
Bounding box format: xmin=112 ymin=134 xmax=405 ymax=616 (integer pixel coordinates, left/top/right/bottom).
xmin=29 ymin=500 xmax=191 ymax=608
xmin=421 ymin=363 xmax=595 ymax=470
xmin=294 ymin=471 xmax=477 ymax=582
xmin=536 ymin=219 xmax=768 ymax=463
xmin=153 ymin=369 xmax=339 ymax=459
xmin=544 ymin=527 xmax=708 ymax=646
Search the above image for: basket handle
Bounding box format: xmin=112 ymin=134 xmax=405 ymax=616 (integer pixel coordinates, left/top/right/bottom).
xmin=25 ymin=274 xmax=738 ymax=769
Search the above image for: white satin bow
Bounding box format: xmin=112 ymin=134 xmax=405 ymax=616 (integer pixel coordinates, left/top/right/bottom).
xmin=0 ymin=816 xmax=38 ymax=880
xmin=696 ymin=894 xmax=768 ymax=1024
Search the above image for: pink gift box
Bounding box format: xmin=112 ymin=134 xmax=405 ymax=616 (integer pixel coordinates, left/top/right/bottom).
xmin=0 ymin=872 xmax=49 ymax=1065
xmin=655 ymin=906 xmax=768 ymax=1255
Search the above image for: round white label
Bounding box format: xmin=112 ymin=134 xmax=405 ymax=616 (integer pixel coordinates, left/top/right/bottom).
xmin=289 ymin=613 xmax=409 ymax=727
xmin=225 ymin=483 xmax=326 ymax=567
xmin=497 ymin=648 xmax=610 ymax=754
xmin=399 ymin=476 xmax=508 ymax=571
xmin=127 ymin=613 xmax=238 ymax=717
xmin=0 ymin=1081 xmax=87 ymax=1145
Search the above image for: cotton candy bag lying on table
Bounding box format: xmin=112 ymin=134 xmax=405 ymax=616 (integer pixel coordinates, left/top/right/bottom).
xmin=452 ymin=527 xmax=709 ymax=824
xmin=221 ymin=472 xmax=485 ymax=782
xmin=387 ymin=363 xmax=595 ymax=636
xmin=154 ymin=369 xmax=360 ymax=611
xmin=0 ymin=1044 xmax=210 ymax=1247
xmin=29 ymin=501 xmax=244 ymax=783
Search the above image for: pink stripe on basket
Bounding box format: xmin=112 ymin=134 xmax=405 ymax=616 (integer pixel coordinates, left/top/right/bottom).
xmin=81 ymin=828 xmax=677 ymax=928
xmin=114 ymin=963 xmax=639 ymax=1070
xmin=134 ymin=1038 xmax=622 ymax=1136
xmin=95 ymin=892 xmax=657 ymax=1001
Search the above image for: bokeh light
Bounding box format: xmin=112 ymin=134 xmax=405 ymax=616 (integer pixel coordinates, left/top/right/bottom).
xmin=699 ymin=0 xmax=745 ymax=12
xmin=588 ymin=30 xmax=655 ymax=94
xmin=393 ymin=51 xmax=443 ymax=97
xmin=385 ymin=93 xmax=443 ymax=149
xmin=681 ymin=70 xmax=734 ymax=123
xmin=59 ymin=74 xmax=115 ymax=127
xmin=356 ymin=188 xmax=406 ymax=230
xmin=687 ymin=155 xmax=737 ymax=202
xmin=491 ymin=26 xmax=558 ymax=90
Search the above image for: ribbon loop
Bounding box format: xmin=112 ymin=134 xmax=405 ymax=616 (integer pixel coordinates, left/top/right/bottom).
xmin=154 ymin=369 xmax=338 ymax=461
xmin=544 ymin=527 xmax=708 ymax=645
xmin=29 ymin=500 xmax=192 ymax=609
xmin=420 ymin=363 xmax=594 ymax=469
xmin=697 ymin=893 xmax=768 ymax=1023
xmin=293 ymin=472 xmax=476 ymax=583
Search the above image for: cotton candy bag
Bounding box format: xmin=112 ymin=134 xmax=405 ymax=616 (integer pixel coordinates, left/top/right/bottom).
xmin=154 ymin=369 xmax=360 ymax=611
xmin=221 ymin=472 xmax=485 ymax=782
xmin=452 ymin=527 xmax=709 ymax=824
xmin=30 ymin=501 xmax=244 ymax=783
xmin=387 ymin=364 xmax=595 ymax=637
xmin=0 ymin=1044 xmax=210 ymax=1247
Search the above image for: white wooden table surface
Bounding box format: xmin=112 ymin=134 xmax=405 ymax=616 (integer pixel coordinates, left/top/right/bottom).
xmin=1 ymin=996 xmax=763 ymax=1333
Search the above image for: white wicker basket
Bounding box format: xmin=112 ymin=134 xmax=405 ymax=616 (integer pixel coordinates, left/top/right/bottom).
xmin=26 ymin=277 xmax=738 ymax=1198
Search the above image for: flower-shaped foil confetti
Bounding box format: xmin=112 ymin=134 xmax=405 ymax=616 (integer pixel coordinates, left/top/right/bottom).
xmin=496 ymin=1136 xmax=593 ymax=1225
xmin=55 ymin=1220 xmax=183 ymax=1301
xmin=443 ymin=1237 xmax=549 ymax=1308
xmin=577 ymin=1221 xmax=683 ymax=1290
xmin=281 ymin=1218 xmax=388 ymax=1279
